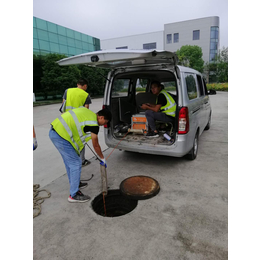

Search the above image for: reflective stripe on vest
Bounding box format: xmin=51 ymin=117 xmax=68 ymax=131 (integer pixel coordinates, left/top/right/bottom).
xmin=159 ymin=90 xmax=176 ymax=117
xmin=51 ymin=107 xmax=98 ymax=155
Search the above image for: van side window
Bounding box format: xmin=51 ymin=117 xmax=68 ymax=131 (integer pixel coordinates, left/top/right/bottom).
xmin=202 ymin=78 xmax=209 ymax=96
xmin=112 ymin=79 xmax=130 ymax=97
xmin=185 ymin=73 xmax=197 ymax=100
xmin=196 ymin=75 xmax=204 ymax=96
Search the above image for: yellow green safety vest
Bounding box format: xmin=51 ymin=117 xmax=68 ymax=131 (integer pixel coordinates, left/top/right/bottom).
xmin=158 ymin=90 xmax=176 ymax=117
xmin=51 ymin=107 xmax=98 ymax=155
xmin=64 ymin=88 xmax=89 ymax=112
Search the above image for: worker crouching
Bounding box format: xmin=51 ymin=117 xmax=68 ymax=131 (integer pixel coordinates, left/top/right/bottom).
xmin=49 ymin=107 xmax=112 ymax=203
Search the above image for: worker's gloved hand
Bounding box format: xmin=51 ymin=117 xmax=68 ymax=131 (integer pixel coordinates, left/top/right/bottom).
xmin=100 ymin=158 xmax=107 ymax=168
xmin=33 ymin=137 xmax=38 ymax=151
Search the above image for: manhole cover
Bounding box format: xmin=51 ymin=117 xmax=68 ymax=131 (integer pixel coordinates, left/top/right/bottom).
xmin=120 ymin=176 xmax=160 ymax=200
xmin=92 ymin=189 xmax=138 ymax=217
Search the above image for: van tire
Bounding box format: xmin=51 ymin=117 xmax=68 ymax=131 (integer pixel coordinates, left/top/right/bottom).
xmin=205 ymin=113 xmax=211 ymax=130
xmin=186 ymin=131 xmax=199 ymax=160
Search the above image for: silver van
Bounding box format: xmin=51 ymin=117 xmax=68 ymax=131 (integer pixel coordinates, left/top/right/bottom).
xmin=58 ymin=49 xmax=214 ymax=160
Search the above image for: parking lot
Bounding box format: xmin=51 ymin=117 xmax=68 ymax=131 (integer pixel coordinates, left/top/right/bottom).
xmin=33 ymin=92 xmax=228 ymax=260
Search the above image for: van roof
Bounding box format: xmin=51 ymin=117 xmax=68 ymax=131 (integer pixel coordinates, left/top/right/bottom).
xmin=57 ymin=49 xmax=178 ymax=69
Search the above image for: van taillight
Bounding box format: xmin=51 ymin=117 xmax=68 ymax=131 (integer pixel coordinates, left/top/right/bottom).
xmin=178 ymin=107 xmax=189 ymax=134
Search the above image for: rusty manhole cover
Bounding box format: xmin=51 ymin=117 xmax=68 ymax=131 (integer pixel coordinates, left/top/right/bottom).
xmin=120 ymin=176 xmax=160 ymax=200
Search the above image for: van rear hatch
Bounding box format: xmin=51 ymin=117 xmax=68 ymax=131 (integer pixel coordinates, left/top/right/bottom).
xmin=57 ymin=49 xmax=178 ymax=69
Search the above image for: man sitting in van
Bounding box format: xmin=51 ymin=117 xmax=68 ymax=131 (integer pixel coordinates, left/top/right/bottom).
xmin=140 ymin=81 xmax=176 ymax=138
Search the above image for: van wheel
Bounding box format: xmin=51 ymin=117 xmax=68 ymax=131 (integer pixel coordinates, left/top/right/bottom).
xmin=186 ymin=131 xmax=199 ymax=160
xmin=205 ymin=113 xmax=211 ymax=130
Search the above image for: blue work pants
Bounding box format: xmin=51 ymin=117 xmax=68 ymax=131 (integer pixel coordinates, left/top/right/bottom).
xmin=49 ymin=128 xmax=81 ymax=197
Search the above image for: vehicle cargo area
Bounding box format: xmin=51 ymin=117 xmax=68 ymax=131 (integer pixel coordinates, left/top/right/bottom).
xmin=109 ymin=70 xmax=178 ymax=146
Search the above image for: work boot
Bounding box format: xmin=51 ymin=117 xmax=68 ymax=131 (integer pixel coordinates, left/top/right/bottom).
xmin=68 ymin=190 xmax=91 ymax=203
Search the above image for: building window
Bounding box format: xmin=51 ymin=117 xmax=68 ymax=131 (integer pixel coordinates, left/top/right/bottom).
xmin=174 ymin=33 xmax=179 ymax=43
xmin=193 ymin=30 xmax=200 ymax=40
xmin=116 ymin=46 xmax=128 ymax=49
xmin=209 ymin=26 xmax=219 ymax=62
xmin=143 ymin=42 xmax=156 ymax=49
xmin=166 ymin=34 xmax=172 ymax=44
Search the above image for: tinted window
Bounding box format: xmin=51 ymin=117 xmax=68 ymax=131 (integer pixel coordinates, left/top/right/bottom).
xmin=196 ymin=75 xmax=204 ymax=96
xmin=185 ymin=74 xmax=197 ymax=100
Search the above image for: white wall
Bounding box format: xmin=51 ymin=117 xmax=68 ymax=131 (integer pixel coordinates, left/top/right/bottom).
xmin=101 ymin=31 xmax=164 ymax=50
xmin=164 ymin=17 xmax=219 ymax=63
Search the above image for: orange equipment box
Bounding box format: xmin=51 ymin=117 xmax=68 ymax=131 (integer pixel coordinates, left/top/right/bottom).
xmin=131 ymin=114 xmax=148 ymax=131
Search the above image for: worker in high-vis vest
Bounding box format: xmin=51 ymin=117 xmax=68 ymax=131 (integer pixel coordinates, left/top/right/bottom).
xmin=60 ymin=79 xmax=92 ymax=167
xmin=49 ymin=107 xmax=112 ymax=203
xmin=140 ymin=81 xmax=176 ymax=138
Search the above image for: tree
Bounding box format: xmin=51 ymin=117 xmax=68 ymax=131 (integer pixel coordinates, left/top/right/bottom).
xmin=176 ymin=45 xmax=204 ymax=72
xmin=78 ymin=65 xmax=109 ymax=96
xmin=204 ymin=47 xmax=228 ymax=83
xmin=40 ymin=54 xmax=81 ymax=98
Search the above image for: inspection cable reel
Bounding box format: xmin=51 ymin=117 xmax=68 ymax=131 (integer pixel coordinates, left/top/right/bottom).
xmin=33 ymin=184 xmax=51 ymax=218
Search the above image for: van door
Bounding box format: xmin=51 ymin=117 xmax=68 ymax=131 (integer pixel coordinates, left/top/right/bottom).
xmin=196 ymin=74 xmax=208 ymax=130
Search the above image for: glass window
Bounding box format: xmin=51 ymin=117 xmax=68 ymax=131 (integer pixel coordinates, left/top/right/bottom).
xmin=57 ymin=25 xmax=66 ymax=36
xmin=193 ymin=30 xmax=200 ymax=40
xmin=48 ymin=32 xmax=59 ymax=43
xmin=166 ymin=34 xmax=172 ymax=44
xmin=58 ymin=35 xmax=67 ymax=45
xmin=59 ymin=45 xmax=68 ymax=54
xmin=66 ymin=28 xmax=74 ymax=38
xmin=74 ymin=31 xmax=82 ymax=40
xmin=37 ymin=29 xmax=49 ymax=41
xmin=36 ymin=18 xmax=47 ymax=30
xmin=143 ymin=42 xmax=156 ymax=49
xmin=196 ymin=75 xmax=204 ymax=96
xmin=50 ymin=42 xmax=60 ymax=53
xmin=39 ymin=40 xmax=50 ymax=51
xmin=82 ymin=34 xmax=88 ymax=42
xmin=112 ymin=79 xmax=130 ymax=97
xmin=75 ymin=48 xmax=83 ymax=55
xmin=67 ymin=38 xmax=75 ymax=47
xmin=33 ymin=38 xmax=39 ymax=49
xmin=185 ymin=73 xmax=197 ymax=100
xmin=68 ymin=46 xmax=76 ymax=55
xmin=33 ymin=28 xmax=38 ymax=38
xmin=116 ymin=46 xmax=128 ymax=49
xmin=47 ymin=22 xmax=57 ymax=33
xmin=33 ymin=17 xmax=37 ymax=28
xmin=75 ymin=39 xmax=82 ymax=49
xmin=174 ymin=33 xmax=179 ymax=43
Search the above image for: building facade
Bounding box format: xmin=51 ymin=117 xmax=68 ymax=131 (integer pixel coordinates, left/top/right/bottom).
xmin=101 ymin=16 xmax=219 ymax=63
xmin=33 ymin=17 xmax=101 ymax=56
xmin=164 ymin=16 xmax=219 ymax=63
xmin=101 ymin=31 xmax=163 ymax=50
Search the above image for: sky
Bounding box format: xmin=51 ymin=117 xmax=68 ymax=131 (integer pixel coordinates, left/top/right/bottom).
xmin=33 ymin=0 xmax=228 ymax=48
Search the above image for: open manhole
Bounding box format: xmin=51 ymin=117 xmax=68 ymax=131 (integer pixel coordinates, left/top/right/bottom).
xmin=92 ymin=189 xmax=138 ymax=218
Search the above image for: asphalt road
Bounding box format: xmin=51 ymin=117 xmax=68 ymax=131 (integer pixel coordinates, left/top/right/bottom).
xmin=33 ymin=91 xmax=228 ymax=260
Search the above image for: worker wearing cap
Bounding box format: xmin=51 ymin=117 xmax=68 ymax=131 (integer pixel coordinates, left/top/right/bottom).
xmin=49 ymin=107 xmax=112 ymax=203
xmin=60 ymin=78 xmax=92 ymax=167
